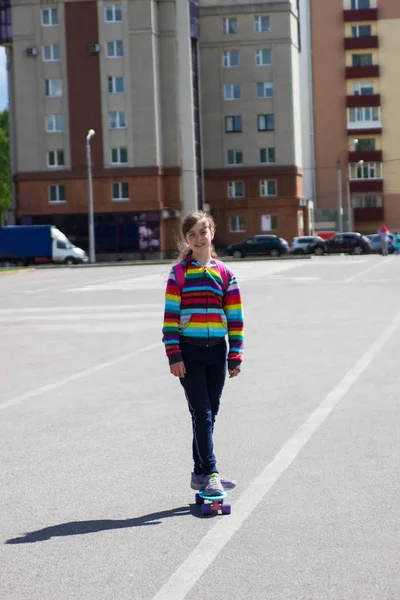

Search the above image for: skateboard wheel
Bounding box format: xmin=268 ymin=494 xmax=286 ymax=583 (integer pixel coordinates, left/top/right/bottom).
xmin=201 ymin=504 xmax=212 ymax=516
xmin=222 ymin=503 xmax=231 ymax=515
xmin=195 ymin=493 xmax=204 ymax=505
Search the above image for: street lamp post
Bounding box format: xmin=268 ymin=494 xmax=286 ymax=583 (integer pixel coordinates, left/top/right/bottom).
xmin=337 ymin=159 xmax=343 ymax=234
xmin=337 ymin=138 xmax=358 ymax=233
xmin=86 ymin=129 xmax=96 ymax=263
xmin=347 ymin=159 xmax=364 ymax=233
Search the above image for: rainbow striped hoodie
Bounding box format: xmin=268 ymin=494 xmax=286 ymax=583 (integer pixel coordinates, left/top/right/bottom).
xmin=163 ymin=256 xmax=244 ymax=369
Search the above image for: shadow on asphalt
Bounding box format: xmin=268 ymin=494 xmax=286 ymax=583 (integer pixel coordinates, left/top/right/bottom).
xmin=5 ymin=504 xmax=205 ymax=544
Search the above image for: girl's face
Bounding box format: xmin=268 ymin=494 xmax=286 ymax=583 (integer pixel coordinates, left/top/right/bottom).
xmin=185 ymin=219 xmax=214 ymax=255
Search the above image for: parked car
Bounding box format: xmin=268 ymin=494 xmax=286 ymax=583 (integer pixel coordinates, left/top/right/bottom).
xmin=290 ymin=236 xmax=325 ymax=254
xmin=365 ymin=233 xmax=395 ymax=254
xmin=227 ymin=235 xmax=289 ymax=258
xmin=308 ymin=232 xmax=372 ymax=255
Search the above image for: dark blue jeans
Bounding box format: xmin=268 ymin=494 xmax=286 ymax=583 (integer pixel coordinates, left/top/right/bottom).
xmin=180 ymin=340 xmax=227 ymax=475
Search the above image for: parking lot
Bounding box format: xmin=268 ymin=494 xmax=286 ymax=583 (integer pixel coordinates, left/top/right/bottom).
xmin=1 ymin=255 xmax=400 ymax=600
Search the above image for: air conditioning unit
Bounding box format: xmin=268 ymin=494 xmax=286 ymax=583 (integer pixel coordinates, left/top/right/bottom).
xmin=26 ymin=47 xmax=38 ymax=57
xmin=161 ymin=209 xmax=181 ymax=220
xmin=299 ymin=198 xmax=307 ymax=207
xmin=88 ymin=44 xmax=100 ymax=54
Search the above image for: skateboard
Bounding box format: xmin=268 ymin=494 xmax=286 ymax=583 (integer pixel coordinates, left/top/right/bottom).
xmin=195 ymin=490 xmax=231 ymax=516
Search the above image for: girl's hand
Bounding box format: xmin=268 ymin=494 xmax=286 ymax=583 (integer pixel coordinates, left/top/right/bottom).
xmin=228 ymin=368 xmax=240 ymax=378
xmin=170 ymin=361 xmax=186 ymax=378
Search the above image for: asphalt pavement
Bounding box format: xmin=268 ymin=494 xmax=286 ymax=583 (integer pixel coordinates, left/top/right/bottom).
xmin=1 ymin=255 xmax=399 ymax=600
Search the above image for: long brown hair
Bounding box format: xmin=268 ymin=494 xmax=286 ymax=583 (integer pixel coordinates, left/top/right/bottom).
xmin=177 ymin=211 xmax=218 ymax=262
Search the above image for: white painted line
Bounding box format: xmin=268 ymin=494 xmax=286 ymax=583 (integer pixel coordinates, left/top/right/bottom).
xmin=0 ymin=312 xmax=160 ymax=322
xmin=268 ymin=276 xmax=320 ymax=282
xmin=24 ymin=288 xmax=51 ymax=294
xmin=60 ymin=270 xmax=168 ymax=291
xmin=344 ymin=257 xmax=393 ymax=283
xmin=0 ymin=304 xmax=162 ymax=315
xmin=151 ymin=309 xmax=400 ymax=600
xmin=0 ymin=342 xmax=159 ymax=411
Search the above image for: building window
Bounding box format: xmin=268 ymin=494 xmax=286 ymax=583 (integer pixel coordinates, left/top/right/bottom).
xmin=351 ymin=24 xmax=372 ymax=37
xmin=41 ymin=8 xmax=58 ymax=26
xmin=260 ymin=147 xmax=275 ymax=163
xmin=46 ymin=114 xmax=64 ymax=132
xmin=105 ymin=4 xmax=122 ymax=22
xmin=45 ymin=79 xmax=62 ymax=97
xmin=227 ymin=150 xmax=243 ymax=166
xmin=222 ymin=17 xmax=238 ymax=34
xmin=47 ymin=150 xmax=64 ymax=168
xmin=348 ymin=106 xmax=380 ymax=125
xmin=49 ymin=184 xmax=66 ymax=203
xmin=258 ymin=114 xmax=275 ymax=131
xmin=260 ymin=180 xmax=277 ymax=196
xmin=223 ymin=50 xmax=239 ymax=68
xmin=225 ymin=115 xmax=242 ymax=133
xmin=229 ymin=216 xmax=246 ymax=232
xmin=112 ymin=182 xmax=129 ymax=201
xmin=352 ymin=194 xmax=382 ymax=208
xmin=42 ymin=44 xmax=60 ymax=62
xmin=352 ymin=53 xmax=372 ymax=67
xmin=224 ymin=83 xmax=241 ymax=100
xmin=255 ymin=49 xmax=271 ymax=66
xmin=349 ymin=162 xmax=383 ymax=180
xmin=108 ymin=76 xmax=124 ymax=93
xmin=109 ymin=111 xmax=126 ymax=129
xmin=353 ymin=81 xmax=374 ymax=95
xmin=106 ymin=40 xmax=124 ymax=58
xmin=355 ymin=138 xmax=376 ymax=151
xmin=256 ymin=82 xmax=273 ymax=98
xmin=351 ymin=0 xmax=370 ymax=9
xmin=254 ymin=16 xmax=270 ymax=33
xmin=261 ymin=214 xmax=279 ymax=231
xmin=228 ymin=181 xmax=244 ymax=198
xmin=111 ymin=147 xmax=128 ymax=165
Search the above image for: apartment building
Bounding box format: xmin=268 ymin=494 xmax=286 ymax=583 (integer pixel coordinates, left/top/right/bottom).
xmin=200 ymin=0 xmax=310 ymax=246
xmin=0 ymin=0 xmax=309 ymax=254
xmin=310 ymin=0 xmax=400 ymax=233
xmin=0 ymin=0 xmax=202 ymax=254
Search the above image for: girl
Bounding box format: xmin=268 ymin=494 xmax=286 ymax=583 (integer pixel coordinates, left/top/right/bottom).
xmin=162 ymin=212 xmax=244 ymax=496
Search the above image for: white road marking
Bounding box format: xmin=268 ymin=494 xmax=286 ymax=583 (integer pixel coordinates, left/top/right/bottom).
xmin=344 ymin=257 xmax=393 ymax=283
xmin=0 ymin=304 xmax=162 ymax=315
xmin=0 ymin=312 xmax=160 ymax=322
xmin=268 ymin=276 xmax=321 ymax=282
xmin=0 ymin=342 xmax=159 ymax=411
xmin=308 ymin=259 xmax=367 ymax=265
xmin=62 ymin=271 xmax=170 ymax=292
xmin=151 ymin=309 xmax=400 ymax=600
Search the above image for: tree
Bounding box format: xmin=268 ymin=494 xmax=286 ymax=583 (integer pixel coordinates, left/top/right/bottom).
xmin=0 ymin=108 xmax=12 ymax=226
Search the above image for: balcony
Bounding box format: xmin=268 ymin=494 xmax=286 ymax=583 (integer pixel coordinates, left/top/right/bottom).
xmin=354 ymin=206 xmax=384 ymax=222
xmin=348 ymin=126 xmax=382 ymax=135
xmin=344 ymin=36 xmax=379 ymax=51
xmin=0 ymin=0 xmax=12 ymax=45
xmin=343 ymin=8 xmax=378 ymax=22
xmin=347 ymin=94 xmax=380 ymax=107
xmin=345 ymin=65 xmax=380 ymax=78
xmin=348 ymin=150 xmax=382 ymax=163
xmin=350 ymin=180 xmax=383 ymax=193
xmin=347 ymin=106 xmax=381 ymax=131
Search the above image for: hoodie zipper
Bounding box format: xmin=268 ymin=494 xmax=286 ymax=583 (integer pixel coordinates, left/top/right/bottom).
xmin=204 ymin=264 xmax=209 ymax=347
